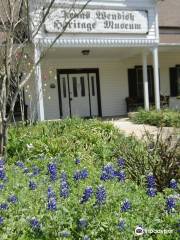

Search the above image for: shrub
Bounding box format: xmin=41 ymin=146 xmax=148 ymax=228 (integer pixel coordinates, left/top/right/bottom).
xmin=131 ymin=109 xmax=180 ymax=128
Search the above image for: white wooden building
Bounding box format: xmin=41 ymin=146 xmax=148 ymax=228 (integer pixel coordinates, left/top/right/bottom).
xmin=24 ymin=0 xmax=180 ymax=121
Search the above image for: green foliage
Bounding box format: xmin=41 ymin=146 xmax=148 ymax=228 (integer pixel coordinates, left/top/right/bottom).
xmin=131 ymin=109 xmax=180 ymax=128
xmin=1 ymin=118 xmax=179 ymax=239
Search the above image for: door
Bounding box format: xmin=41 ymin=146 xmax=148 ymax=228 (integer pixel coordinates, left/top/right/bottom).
xmin=58 ymin=70 xmax=100 ymax=118
xmin=69 ymin=73 xmax=90 ymax=117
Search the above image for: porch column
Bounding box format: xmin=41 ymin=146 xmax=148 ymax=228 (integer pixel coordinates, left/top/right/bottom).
xmin=34 ymin=43 xmax=45 ymax=121
xmin=152 ymin=47 xmax=160 ymax=110
xmin=142 ymin=51 xmax=150 ymax=111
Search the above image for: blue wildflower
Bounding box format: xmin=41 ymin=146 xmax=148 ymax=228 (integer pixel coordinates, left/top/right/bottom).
xmin=60 ymin=181 xmax=69 ymax=199
xmin=0 ymin=184 xmax=4 ymax=190
xmin=73 ymin=169 xmax=89 ymax=181
xmin=75 ymin=159 xmax=80 ymax=164
xmin=121 ymin=200 xmax=131 ymax=212
xmin=147 ymin=173 xmax=156 ymax=188
xmin=170 ymin=179 xmax=177 ymax=189
xmin=80 ymin=168 xmax=89 ymax=180
xmin=16 ymin=161 xmax=24 ymax=168
xmin=166 ymin=197 xmax=176 ymax=213
xmin=29 ymin=181 xmax=37 ymax=190
xmin=0 ymin=203 xmax=8 ymax=210
xmin=117 ymin=219 xmax=125 ymax=231
xmin=47 ymin=196 xmax=57 ymax=211
xmin=100 ymin=163 xmax=115 ymax=181
xmin=147 ymin=188 xmax=157 ymax=197
xmin=0 ymin=159 xmax=4 ymax=167
xmin=30 ymin=218 xmax=40 ymax=230
xmin=80 ymin=186 xmax=93 ymax=204
xmin=117 ymin=158 xmax=125 ymax=168
xmin=115 ymin=170 xmax=126 ymax=182
xmin=47 ymin=187 xmax=56 ymax=199
xmin=78 ymin=218 xmax=88 ymax=229
xmin=0 ymin=216 xmax=4 ymax=225
xmin=96 ymin=185 xmax=106 ymax=205
xmin=48 ymin=163 xmax=57 ymax=181
xmin=60 ymin=171 xmax=67 ymax=181
xmin=8 ymin=195 xmax=18 ymax=204
xmin=0 ymin=170 xmax=6 ymax=180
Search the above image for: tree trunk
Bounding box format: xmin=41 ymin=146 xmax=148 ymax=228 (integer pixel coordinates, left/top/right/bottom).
xmin=0 ymin=118 xmax=8 ymax=158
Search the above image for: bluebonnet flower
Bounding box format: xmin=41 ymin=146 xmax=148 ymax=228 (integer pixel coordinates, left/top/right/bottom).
xmin=166 ymin=197 xmax=176 ymax=213
xmin=0 ymin=169 xmax=6 ymax=180
xmin=96 ymin=185 xmax=106 ymax=205
xmin=60 ymin=181 xmax=69 ymax=199
xmin=47 ymin=187 xmax=56 ymax=199
xmin=80 ymin=168 xmax=89 ymax=180
xmin=0 ymin=159 xmax=4 ymax=168
xmin=121 ymin=200 xmax=131 ymax=212
xmin=29 ymin=181 xmax=37 ymax=190
xmin=48 ymin=163 xmax=57 ymax=181
xmin=78 ymin=218 xmax=88 ymax=229
xmin=80 ymin=186 xmax=93 ymax=204
xmin=60 ymin=230 xmax=71 ymax=237
xmin=0 ymin=184 xmax=4 ymax=190
xmin=47 ymin=196 xmax=57 ymax=211
xmin=8 ymin=195 xmax=18 ymax=204
xmin=16 ymin=161 xmax=24 ymax=168
xmin=100 ymin=163 xmax=115 ymax=181
xmin=147 ymin=188 xmax=157 ymax=197
xmin=117 ymin=219 xmax=125 ymax=231
xmin=83 ymin=236 xmax=90 ymax=240
xmin=115 ymin=170 xmax=126 ymax=182
xmin=30 ymin=218 xmax=40 ymax=230
xmin=117 ymin=158 xmax=125 ymax=168
xmin=0 ymin=216 xmax=4 ymax=225
xmin=73 ymin=169 xmax=89 ymax=181
xmin=0 ymin=203 xmax=8 ymax=210
xmin=75 ymin=158 xmax=80 ymax=164
xmin=60 ymin=171 xmax=67 ymax=181
xmin=170 ymin=179 xmax=177 ymax=189
xmin=147 ymin=173 xmax=156 ymax=188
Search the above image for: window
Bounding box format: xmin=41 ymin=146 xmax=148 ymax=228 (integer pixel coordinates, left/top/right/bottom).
xmin=91 ymin=76 xmax=95 ymax=96
xmin=73 ymin=77 xmax=78 ymax=97
xmin=170 ymin=65 xmax=180 ymax=96
xmin=62 ymin=78 xmax=66 ymax=98
xmin=80 ymin=77 xmax=85 ymax=97
xmin=128 ymin=66 xmax=154 ymax=100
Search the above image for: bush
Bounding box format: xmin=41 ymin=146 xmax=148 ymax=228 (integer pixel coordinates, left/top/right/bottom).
xmin=131 ymin=109 xmax=180 ymax=128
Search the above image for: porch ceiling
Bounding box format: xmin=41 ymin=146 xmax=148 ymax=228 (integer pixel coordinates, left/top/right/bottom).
xmin=45 ymin=47 xmax=143 ymax=60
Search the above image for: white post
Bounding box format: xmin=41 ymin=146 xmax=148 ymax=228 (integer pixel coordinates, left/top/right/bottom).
xmin=142 ymin=51 xmax=149 ymax=111
xmin=34 ymin=44 xmax=45 ymax=121
xmin=152 ymin=47 xmax=160 ymax=110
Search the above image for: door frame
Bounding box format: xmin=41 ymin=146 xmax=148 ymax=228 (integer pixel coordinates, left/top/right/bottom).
xmin=57 ymin=68 xmax=102 ymax=118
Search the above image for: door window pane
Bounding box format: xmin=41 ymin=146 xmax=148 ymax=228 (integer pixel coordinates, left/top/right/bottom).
xmin=80 ymin=77 xmax=85 ymax=97
xmin=62 ymin=78 xmax=66 ymax=98
xmin=73 ymin=77 xmax=78 ymax=97
xmin=91 ymin=76 xmax=95 ymax=96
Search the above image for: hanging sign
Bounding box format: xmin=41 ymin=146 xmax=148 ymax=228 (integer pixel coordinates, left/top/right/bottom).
xmin=44 ymin=8 xmax=148 ymax=34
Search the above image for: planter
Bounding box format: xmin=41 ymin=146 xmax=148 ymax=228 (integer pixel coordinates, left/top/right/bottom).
xmin=169 ymin=97 xmax=180 ymax=110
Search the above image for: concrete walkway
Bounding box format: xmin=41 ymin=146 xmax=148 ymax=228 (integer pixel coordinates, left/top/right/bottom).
xmin=108 ymin=118 xmax=179 ymax=140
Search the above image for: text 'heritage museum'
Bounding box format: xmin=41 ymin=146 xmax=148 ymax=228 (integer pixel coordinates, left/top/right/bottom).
xmin=24 ymin=0 xmax=180 ymax=120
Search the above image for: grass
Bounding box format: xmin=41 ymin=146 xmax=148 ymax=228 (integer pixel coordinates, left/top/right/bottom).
xmin=131 ymin=109 xmax=180 ymax=128
xmin=0 ymin=118 xmax=179 ymax=239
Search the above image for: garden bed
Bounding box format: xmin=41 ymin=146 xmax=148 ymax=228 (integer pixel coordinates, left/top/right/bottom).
xmin=0 ymin=119 xmax=179 ymax=239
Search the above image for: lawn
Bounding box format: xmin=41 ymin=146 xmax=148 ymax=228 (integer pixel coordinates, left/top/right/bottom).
xmin=131 ymin=109 xmax=180 ymax=128
xmin=0 ymin=119 xmax=179 ymax=240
